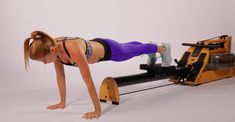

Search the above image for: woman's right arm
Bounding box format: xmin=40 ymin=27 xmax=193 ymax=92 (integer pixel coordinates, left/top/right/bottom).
xmin=47 ymin=59 xmax=66 ymax=110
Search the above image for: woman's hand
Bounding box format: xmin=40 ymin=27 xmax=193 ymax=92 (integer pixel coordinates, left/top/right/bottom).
xmin=82 ymin=111 xmax=101 ymax=120
xmin=47 ymin=102 xmax=65 ymax=110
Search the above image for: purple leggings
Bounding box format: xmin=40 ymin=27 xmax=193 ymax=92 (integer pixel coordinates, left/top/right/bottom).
xmin=96 ymin=38 xmax=158 ymax=61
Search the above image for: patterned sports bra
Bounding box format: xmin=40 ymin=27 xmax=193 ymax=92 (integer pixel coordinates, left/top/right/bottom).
xmin=57 ymin=37 xmax=92 ymax=67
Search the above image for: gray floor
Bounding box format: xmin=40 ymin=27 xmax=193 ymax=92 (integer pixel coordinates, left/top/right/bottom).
xmin=1 ymin=75 xmax=235 ymax=122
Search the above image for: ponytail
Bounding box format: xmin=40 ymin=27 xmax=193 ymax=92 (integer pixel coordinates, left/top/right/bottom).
xmin=24 ymin=37 xmax=31 ymax=71
xmin=30 ymin=31 xmax=56 ymax=46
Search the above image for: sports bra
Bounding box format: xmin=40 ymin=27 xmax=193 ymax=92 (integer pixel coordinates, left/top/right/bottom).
xmin=57 ymin=37 xmax=92 ymax=67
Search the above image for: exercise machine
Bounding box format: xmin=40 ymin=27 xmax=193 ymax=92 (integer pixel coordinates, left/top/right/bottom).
xmin=99 ymin=35 xmax=235 ymax=105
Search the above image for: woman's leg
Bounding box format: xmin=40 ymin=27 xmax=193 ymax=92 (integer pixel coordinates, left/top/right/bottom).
xmin=98 ymin=38 xmax=158 ymax=61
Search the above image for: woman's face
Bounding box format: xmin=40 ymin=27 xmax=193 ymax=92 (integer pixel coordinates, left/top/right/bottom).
xmin=39 ymin=53 xmax=56 ymax=64
xmin=37 ymin=46 xmax=57 ymax=64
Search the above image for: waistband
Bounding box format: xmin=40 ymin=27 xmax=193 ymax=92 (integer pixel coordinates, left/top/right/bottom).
xmin=90 ymin=38 xmax=111 ymax=61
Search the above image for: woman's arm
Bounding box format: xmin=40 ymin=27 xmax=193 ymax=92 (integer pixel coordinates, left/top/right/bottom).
xmin=69 ymin=42 xmax=101 ymax=119
xmin=47 ymin=59 xmax=66 ymax=109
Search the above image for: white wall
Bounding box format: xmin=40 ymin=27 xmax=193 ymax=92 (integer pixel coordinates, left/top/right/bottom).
xmin=229 ymin=0 xmax=235 ymax=51
xmin=1 ymin=1 xmax=235 ymax=121
xmin=0 ymin=0 xmax=234 ymax=84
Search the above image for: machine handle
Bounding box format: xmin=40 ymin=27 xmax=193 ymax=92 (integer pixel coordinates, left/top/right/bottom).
xmin=182 ymin=43 xmax=222 ymax=49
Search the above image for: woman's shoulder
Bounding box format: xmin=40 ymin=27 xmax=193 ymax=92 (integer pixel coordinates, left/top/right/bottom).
xmin=54 ymin=36 xmax=86 ymax=49
xmin=55 ymin=36 xmax=86 ymax=41
xmin=54 ymin=37 xmax=65 ymax=41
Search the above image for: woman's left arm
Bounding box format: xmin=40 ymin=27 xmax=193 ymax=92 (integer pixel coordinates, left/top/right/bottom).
xmin=69 ymin=42 xmax=101 ymax=120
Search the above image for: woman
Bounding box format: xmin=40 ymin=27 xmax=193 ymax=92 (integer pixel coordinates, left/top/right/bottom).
xmin=24 ymin=31 xmax=172 ymax=120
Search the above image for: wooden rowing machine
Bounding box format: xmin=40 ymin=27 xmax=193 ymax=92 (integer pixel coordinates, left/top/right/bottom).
xmin=99 ymin=35 xmax=235 ymax=105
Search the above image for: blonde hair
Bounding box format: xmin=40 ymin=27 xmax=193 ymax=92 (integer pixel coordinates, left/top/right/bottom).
xmin=24 ymin=31 xmax=56 ymax=71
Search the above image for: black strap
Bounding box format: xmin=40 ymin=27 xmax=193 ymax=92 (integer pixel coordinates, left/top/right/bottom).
xmin=57 ymin=37 xmax=76 ymax=66
xmin=62 ymin=37 xmax=71 ymax=58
